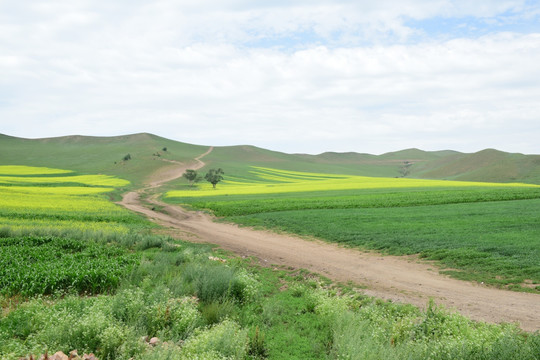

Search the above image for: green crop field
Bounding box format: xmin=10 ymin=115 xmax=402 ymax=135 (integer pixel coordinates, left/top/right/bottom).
xmin=0 ymin=166 xmax=140 ymax=299
xmin=0 ymin=166 xmax=138 ymax=227
xmin=0 ymin=236 xmax=136 ymax=297
xmin=166 ymin=167 xmax=540 ymax=292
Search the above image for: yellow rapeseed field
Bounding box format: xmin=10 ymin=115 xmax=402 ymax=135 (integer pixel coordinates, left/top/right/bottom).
xmin=0 ymin=165 xmax=73 ymax=175
xmin=0 ymin=188 xmax=124 ymax=214
xmin=0 ymin=165 xmax=133 ymax=234
xmin=0 ymin=174 xmax=129 ymax=187
xmin=167 ymin=166 xmax=540 ymax=198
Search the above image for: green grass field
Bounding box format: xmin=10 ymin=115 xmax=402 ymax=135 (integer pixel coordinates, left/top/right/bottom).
xmin=184 ymin=145 xmax=540 ymax=185
xmin=166 ymin=167 xmax=540 ymax=291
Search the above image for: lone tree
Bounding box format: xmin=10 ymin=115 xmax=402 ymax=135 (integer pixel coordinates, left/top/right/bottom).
xmin=399 ymin=161 xmax=412 ymax=177
xmin=182 ymin=169 xmax=202 ymax=187
xmin=205 ymin=168 xmax=224 ymax=189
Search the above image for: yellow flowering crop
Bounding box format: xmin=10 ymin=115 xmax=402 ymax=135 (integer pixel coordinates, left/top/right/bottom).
xmin=0 ymin=216 xmax=130 ymax=235
xmin=0 ymin=189 xmax=123 ymax=214
xmin=0 ymin=165 xmax=73 ymax=175
xmin=167 ymin=166 xmax=540 ymax=198
xmin=0 ymin=166 xmax=136 ymax=234
xmin=0 ymin=174 xmax=129 ymax=187
xmin=2 ymin=185 xmax=114 ymax=195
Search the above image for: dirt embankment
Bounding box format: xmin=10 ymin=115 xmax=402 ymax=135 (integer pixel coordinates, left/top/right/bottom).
xmin=119 ymin=147 xmax=540 ymax=332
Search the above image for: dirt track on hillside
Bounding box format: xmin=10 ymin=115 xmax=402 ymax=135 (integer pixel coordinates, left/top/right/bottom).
xmin=119 ymin=147 xmax=540 ymax=332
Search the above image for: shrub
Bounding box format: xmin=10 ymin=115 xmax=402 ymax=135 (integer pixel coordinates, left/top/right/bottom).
xmin=181 ymin=319 xmax=248 ymax=359
xmin=248 ymin=326 xmax=268 ymax=358
xmin=146 ymin=297 xmax=201 ymax=339
xmin=182 ymin=263 xmax=260 ymax=304
xmin=183 ymin=264 xmax=235 ymax=303
xmin=201 ymin=300 xmax=236 ymax=325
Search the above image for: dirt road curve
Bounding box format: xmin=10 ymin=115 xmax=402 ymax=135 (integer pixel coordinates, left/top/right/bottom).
xmin=120 ymin=147 xmax=540 ymax=332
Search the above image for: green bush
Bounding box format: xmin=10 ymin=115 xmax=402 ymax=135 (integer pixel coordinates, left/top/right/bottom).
xmin=181 ymin=319 xmax=248 ymax=359
xmin=201 ymin=300 xmax=237 ymax=325
xmin=304 ymin=291 xmax=540 ymax=360
xmin=146 ymin=297 xmax=201 ymax=339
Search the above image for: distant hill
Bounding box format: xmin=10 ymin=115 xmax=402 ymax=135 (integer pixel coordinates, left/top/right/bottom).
xmin=1 ymin=133 xmax=539 ymax=185
xmin=0 ymin=133 xmax=206 ymax=187
xmin=414 ymin=149 xmax=540 ymax=184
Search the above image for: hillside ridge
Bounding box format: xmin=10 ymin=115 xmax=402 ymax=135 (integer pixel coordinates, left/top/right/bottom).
xmin=1 ymin=133 xmax=539 ymax=184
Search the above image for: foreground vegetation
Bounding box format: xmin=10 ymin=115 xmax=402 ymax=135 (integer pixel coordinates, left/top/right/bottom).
xmin=4 ymin=231 xmax=538 ymax=360
xmin=166 ymin=167 xmax=540 ymax=292
xmin=1 ymin=165 xmax=539 ymax=359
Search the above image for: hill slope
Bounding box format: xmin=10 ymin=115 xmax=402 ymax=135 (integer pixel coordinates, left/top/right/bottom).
xmin=1 ymin=133 xmax=539 ymax=184
xmin=416 ymin=149 xmax=540 ymax=184
xmin=0 ymin=133 xmax=207 ymax=187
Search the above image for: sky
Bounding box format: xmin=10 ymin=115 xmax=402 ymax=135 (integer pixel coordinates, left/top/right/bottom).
xmin=1 ymin=1 xmax=539 ymax=155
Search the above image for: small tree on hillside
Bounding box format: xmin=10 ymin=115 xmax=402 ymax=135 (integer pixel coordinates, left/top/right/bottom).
xmin=182 ymin=169 xmax=202 ymax=187
xmin=205 ymin=168 xmax=224 ymax=189
xmin=399 ymin=161 xmax=412 ymax=177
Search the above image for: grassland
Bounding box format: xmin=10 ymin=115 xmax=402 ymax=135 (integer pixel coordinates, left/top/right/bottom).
xmin=4 ymin=133 xmax=539 ymax=187
xmin=185 ymin=144 xmax=540 ymax=184
xmin=2 ymin=159 xmax=540 ymax=359
xmin=0 ymin=133 xmax=207 ymax=187
xmin=166 ymin=167 xmax=540 ymax=292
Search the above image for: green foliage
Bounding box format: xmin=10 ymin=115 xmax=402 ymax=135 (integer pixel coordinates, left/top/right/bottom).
xmin=0 ymin=236 xmax=137 ymax=296
xmin=0 ymin=237 xmax=256 ymax=359
xmin=200 ymin=300 xmax=237 ymax=325
xmin=204 ymin=168 xmax=224 ymax=188
xmin=181 ymin=319 xmax=248 ymax=359
xmin=146 ymin=297 xmax=202 ymax=338
xmin=2 ymin=242 xmax=539 ymax=360
xmin=308 ymin=291 xmax=540 ymax=360
xmin=181 ymin=169 xmax=202 ymax=187
xmin=248 ymin=326 xmax=268 ymax=358
xmin=181 ymin=263 xmax=256 ymax=304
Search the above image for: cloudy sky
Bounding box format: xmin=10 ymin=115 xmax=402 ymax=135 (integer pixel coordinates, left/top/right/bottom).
xmin=1 ymin=1 xmax=539 ymax=154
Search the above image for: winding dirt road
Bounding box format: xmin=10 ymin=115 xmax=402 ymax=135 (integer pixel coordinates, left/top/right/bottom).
xmin=120 ymin=147 xmax=540 ymax=332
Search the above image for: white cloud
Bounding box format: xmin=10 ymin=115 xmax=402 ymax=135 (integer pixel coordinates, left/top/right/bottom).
xmin=0 ymin=1 xmax=539 ymax=154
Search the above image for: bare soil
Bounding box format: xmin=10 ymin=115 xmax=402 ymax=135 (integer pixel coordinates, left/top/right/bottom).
xmin=119 ymin=147 xmax=540 ymax=332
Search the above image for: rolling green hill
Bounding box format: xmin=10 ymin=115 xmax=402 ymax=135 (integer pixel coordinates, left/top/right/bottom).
xmin=0 ymin=133 xmax=207 ymax=187
xmin=1 ymin=133 xmax=539 ymax=185
xmin=415 ymin=149 xmax=540 ymax=184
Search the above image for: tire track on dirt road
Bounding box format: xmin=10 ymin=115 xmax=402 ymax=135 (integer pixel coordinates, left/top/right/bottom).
xmin=119 ymin=147 xmax=540 ymax=332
